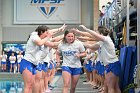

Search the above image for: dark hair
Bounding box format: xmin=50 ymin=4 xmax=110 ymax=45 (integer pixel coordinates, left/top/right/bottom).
xmin=35 ymin=25 xmax=49 ymax=36
xmin=62 ymin=30 xmax=75 ymax=43
xmin=98 ymin=26 xmax=110 ymax=36
xmin=27 ymin=35 xmax=30 ymax=41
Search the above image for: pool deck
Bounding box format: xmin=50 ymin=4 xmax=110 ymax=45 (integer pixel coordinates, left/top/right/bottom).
xmin=0 ymin=72 xmax=98 ymax=93
xmin=0 ymin=72 xmax=22 ymax=81
xmin=1 ymin=72 xmax=140 ymax=93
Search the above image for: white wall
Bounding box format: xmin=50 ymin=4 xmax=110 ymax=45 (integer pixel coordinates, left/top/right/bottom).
xmin=1 ymin=0 xmax=93 ymax=43
xmin=81 ymin=0 xmax=93 ymax=28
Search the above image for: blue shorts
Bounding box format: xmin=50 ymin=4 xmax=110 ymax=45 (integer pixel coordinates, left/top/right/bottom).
xmin=48 ymin=62 xmax=56 ymax=69
xmin=1 ymin=61 xmax=6 ymax=65
xmin=19 ymin=59 xmax=36 ymax=75
xmin=95 ymin=61 xmax=105 ymax=76
xmin=91 ymin=62 xmax=95 ymax=71
xmin=42 ymin=63 xmax=48 ymax=72
xmin=10 ymin=63 xmax=16 ymax=66
xmin=62 ymin=66 xmax=82 ymax=75
xmin=35 ymin=63 xmax=43 ymax=71
xmin=34 ymin=63 xmax=48 ymax=72
xmin=105 ymin=61 xmax=121 ymax=77
xmin=52 ymin=60 xmax=57 ymax=68
xmin=18 ymin=61 xmax=21 ymax=64
xmin=84 ymin=60 xmax=92 ymax=72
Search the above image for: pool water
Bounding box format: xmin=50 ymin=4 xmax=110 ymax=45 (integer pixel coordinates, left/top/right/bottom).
xmin=0 ymin=81 xmax=24 ymax=93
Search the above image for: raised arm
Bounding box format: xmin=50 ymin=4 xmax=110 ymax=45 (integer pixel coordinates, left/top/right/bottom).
xmin=77 ymin=36 xmax=97 ymax=42
xmin=82 ymin=41 xmax=100 ymax=51
xmin=79 ymin=25 xmax=105 ymax=41
xmin=48 ymin=24 xmax=67 ymax=35
xmin=44 ymin=40 xmax=61 ymax=48
xmin=51 ymin=34 xmax=64 ymax=42
xmin=34 ymin=36 xmax=49 ymax=46
xmin=71 ymin=28 xmax=93 ymax=38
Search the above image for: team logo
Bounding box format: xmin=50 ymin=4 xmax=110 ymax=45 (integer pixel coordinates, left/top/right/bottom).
xmin=31 ymin=0 xmax=64 ymax=18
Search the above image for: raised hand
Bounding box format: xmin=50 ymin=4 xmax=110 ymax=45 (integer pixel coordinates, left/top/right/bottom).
xmin=79 ymin=25 xmax=87 ymax=30
xmin=70 ymin=28 xmax=79 ymax=34
xmin=59 ymin=24 xmax=67 ymax=32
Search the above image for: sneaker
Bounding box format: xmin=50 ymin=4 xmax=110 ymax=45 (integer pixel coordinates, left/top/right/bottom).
xmin=45 ymin=89 xmax=51 ymax=93
xmin=83 ymin=80 xmax=87 ymax=82
xmin=49 ymin=84 xmax=54 ymax=88
xmin=83 ymin=81 xmax=90 ymax=84
xmin=49 ymin=83 xmax=57 ymax=88
xmin=49 ymin=87 xmax=53 ymax=90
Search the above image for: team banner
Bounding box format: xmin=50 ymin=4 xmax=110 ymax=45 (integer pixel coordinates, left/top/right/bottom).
xmin=14 ymin=0 xmax=81 ymax=24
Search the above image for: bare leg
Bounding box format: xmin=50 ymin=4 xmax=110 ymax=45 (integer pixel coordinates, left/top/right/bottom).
xmin=18 ymin=64 xmax=20 ymax=73
xmin=44 ymin=71 xmax=51 ymax=92
xmin=62 ymin=71 xmax=71 ymax=93
xmin=32 ymin=70 xmax=42 ymax=93
xmin=49 ymin=68 xmax=56 ymax=86
xmin=70 ymin=74 xmax=80 ymax=93
xmin=22 ymin=69 xmax=35 ymax=93
xmin=10 ymin=64 xmax=12 ymax=72
xmin=85 ymin=69 xmax=90 ymax=82
xmin=1 ymin=64 xmax=3 ymax=71
xmin=91 ymin=70 xmax=98 ymax=87
xmin=40 ymin=71 xmax=45 ymax=93
xmin=3 ymin=64 xmax=6 ymax=72
xmin=105 ymin=72 xmax=121 ymax=93
xmin=115 ymin=77 xmax=121 ymax=93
